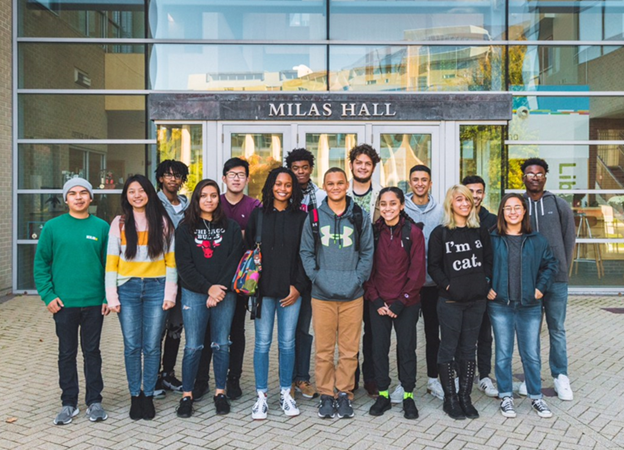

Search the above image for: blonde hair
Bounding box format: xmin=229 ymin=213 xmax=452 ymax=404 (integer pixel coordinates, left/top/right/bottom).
xmin=442 ymin=184 xmax=480 ymax=229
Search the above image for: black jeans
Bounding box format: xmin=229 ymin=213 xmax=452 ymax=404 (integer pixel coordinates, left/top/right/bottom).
xmin=53 ymin=305 xmax=104 ymax=407
xmin=437 ymin=297 xmax=486 ymax=364
xmin=421 ymin=286 xmax=441 ymax=378
xmin=161 ymin=296 xmax=183 ymax=374
xmin=293 ymin=289 xmax=313 ymax=382
xmin=355 ymin=297 xmax=376 ymax=385
xmin=196 ymin=294 xmax=247 ymax=384
xmin=370 ymin=302 xmax=420 ymax=392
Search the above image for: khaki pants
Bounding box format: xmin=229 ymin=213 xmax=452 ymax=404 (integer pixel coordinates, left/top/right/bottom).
xmin=311 ymin=297 xmax=363 ymax=400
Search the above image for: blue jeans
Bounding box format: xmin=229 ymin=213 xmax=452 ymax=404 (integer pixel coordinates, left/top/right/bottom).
xmin=117 ymin=278 xmax=168 ymax=397
xmin=543 ymin=282 xmax=568 ymax=378
xmin=254 ymin=296 xmax=301 ymax=391
xmin=489 ymin=301 xmax=543 ymax=400
xmin=180 ymin=289 xmax=236 ymax=392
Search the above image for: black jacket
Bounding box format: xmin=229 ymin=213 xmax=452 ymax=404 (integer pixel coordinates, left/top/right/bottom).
xmin=479 ymin=206 xmax=497 ymax=232
xmin=245 ymin=207 xmax=309 ymax=299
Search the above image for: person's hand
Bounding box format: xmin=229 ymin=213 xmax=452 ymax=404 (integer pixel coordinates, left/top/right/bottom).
xmin=280 ymin=286 xmax=300 ymax=307
xmin=377 ymin=307 xmax=387 ymax=316
xmin=487 ymin=289 xmax=497 ymax=300
xmin=208 ymin=285 xmax=227 ymax=301
xmin=535 ymin=289 xmax=544 ymax=300
xmin=385 ymin=306 xmax=398 ymax=319
xmin=101 ymin=304 xmax=110 ymax=316
xmin=206 ymin=297 xmax=218 ymax=308
xmin=163 ymin=301 xmax=175 ymax=310
xmin=47 ymin=298 xmax=63 ymax=314
xmin=446 ymin=285 xmax=450 ymax=291
xmin=109 ymin=304 xmax=121 ymax=313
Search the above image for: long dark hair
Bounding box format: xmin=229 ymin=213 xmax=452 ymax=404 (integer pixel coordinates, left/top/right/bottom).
xmin=120 ymin=174 xmax=174 ymax=260
xmin=262 ymin=167 xmax=303 ymax=213
xmin=183 ymin=179 xmax=228 ymax=231
xmin=376 ymin=186 xmax=418 ymax=231
xmin=496 ymin=193 xmax=532 ymax=235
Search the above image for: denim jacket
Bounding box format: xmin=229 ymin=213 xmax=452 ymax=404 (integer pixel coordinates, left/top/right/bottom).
xmin=490 ymin=231 xmax=558 ymax=306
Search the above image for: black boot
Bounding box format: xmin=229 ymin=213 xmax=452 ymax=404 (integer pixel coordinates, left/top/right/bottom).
xmin=142 ymin=394 xmax=156 ymax=420
xmin=438 ymin=362 xmax=465 ymax=420
xmin=458 ymin=360 xmax=479 ymax=419
xmin=129 ymin=391 xmax=143 ymax=420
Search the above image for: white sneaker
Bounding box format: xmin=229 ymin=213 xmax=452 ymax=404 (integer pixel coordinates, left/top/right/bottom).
xmin=553 ymin=375 xmax=574 ymax=401
xmin=279 ymin=389 xmax=300 ymax=417
xmin=390 ymin=384 xmax=404 ymax=404
xmin=251 ymin=391 xmax=268 ymax=420
xmin=478 ymin=377 xmax=499 ymax=397
xmin=532 ymin=398 xmax=553 ymax=418
xmin=518 ymin=381 xmax=527 ymax=396
xmin=499 ymin=396 xmax=516 ymax=418
xmin=427 ymin=378 xmax=444 ymax=400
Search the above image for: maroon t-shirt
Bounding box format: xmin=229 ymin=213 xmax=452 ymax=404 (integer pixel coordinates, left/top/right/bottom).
xmin=220 ymin=194 xmax=262 ymax=230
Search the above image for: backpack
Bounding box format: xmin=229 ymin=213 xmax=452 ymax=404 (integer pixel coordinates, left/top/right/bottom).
xmin=232 ymin=212 xmax=263 ymax=301
xmin=309 ymin=198 xmax=363 ymax=270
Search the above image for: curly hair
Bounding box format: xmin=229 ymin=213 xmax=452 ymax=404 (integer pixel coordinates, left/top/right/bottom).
xmin=261 ymin=167 xmax=303 ymax=213
xmin=349 ymin=144 xmax=381 ymax=166
xmin=155 ymin=160 xmax=189 ymax=190
xmin=285 ymin=148 xmax=315 ymax=169
xmin=521 ymin=158 xmax=549 ymax=174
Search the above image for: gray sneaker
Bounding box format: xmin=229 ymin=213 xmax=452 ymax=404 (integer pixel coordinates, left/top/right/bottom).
xmin=318 ymin=394 xmax=335 ymax=419
xmin=86 ymin=402 xmax=108 ymax=422
xmin=53 ymin=405 xmax=79 ymax=425
xmin=336 ymin=392 xmax=354 ymax=419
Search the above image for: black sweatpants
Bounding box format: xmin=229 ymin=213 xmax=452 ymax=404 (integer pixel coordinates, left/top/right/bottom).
xmin=420 ymin=286 xmax=441 ymax=378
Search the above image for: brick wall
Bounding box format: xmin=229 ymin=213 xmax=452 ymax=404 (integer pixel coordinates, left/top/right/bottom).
xmin=0 ymin=0 xmax=12 ymax=295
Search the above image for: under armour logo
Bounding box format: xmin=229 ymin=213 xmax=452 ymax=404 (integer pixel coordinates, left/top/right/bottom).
xmin=320 ymin=225 xmax=354 ymax=248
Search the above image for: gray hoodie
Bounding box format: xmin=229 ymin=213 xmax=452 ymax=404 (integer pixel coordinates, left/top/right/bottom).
xmin=404 ymin=193 xmax=444 ymax=286
xmin=300 ymin=197 xmax=374 ymax=301
xmin=523 ymin=191 xmax=575 ymax=283
xmin=158 ymin=191 xmax=189 ymax=229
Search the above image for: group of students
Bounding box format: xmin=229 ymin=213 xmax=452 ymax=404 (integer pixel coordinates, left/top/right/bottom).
xmin=34 ymin=145 xmax=575 ymax=426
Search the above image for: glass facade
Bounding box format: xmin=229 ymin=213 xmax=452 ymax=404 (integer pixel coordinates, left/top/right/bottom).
xmin=13 ymin=0 xmax=624 ymax=291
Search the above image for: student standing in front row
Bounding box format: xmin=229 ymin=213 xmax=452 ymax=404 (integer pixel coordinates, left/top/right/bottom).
xmin=300 ymin=167 xmax=374 ymax=420
xmin=488 ymin=194 xmax=558 ymax=419
xmin=34 ymin=178 xmax=110 ymax=425
xmin=106 ymin=175 xmax=177 ymax=421
xmin=365 ymin=187 xmax=426 ymax=420
xmin=174 ymin=179 xmax=244 ymax=418
xmin=248 ymin=168 xmax=309 ymax=420
xmin=428 ymin=185 xmax=493 ymax=421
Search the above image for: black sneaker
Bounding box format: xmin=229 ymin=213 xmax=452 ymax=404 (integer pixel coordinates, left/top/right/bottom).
xmin=369 ymin=395 xmax=391 ymax=416
xmin=226 ymin=376 xmax=242 ymax=400
xmin=142 ymin=394 xmax=156 ymax=420
xmin=336 ymin=392 xmax=354 ymax=419
xmin=176 ymin=396 xmax=193 ymax=418
xmin=318 ymin=395 xmax=335 ymax=419
xmin=129 ymin=392 xmax=143 ymax=420
xmin=192 ymin=380 xmax=209 ymax=402
xmin=162 ymin=371 xmax=183 ymax=392
xmin=403 ymin=398 xmax=419 ymax=420
xmin=154 ymin=374 xmax=166 ymax=399
xmin=214 ymin=394 xmax=230 ymax=415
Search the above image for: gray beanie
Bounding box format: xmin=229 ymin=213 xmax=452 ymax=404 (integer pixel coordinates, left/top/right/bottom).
xmin=63 ymin=177 xmax=94 ymax=200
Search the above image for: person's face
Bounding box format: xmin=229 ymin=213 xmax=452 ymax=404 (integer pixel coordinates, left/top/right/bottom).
xmin=290 ymin=160 xmax=313 ymax=187
xmin=503 ymin=197 xmax=525 ymax=227
xmin=409 ymin=171 xmax=432 ymax=198
xmin=273 ymin=173 xmax=293 ymax=206
xmin=127 ymin=181 xmax=148 ymax=212
xmin=451 ymin=192 xmax=472 ymax=219
xmin=523 ymin=164 xmax=547 ymax=194
xmin=465 ymin=183 xmax=485 ymax=208
xmin=222 ymin=166 xmax=248 ymax=195
xmin=323 ymin=171 xmax=348 ymax=202
xmin=65 ymin=186 xmax=92 ymax=214
xmin=350 ymin=154 xmax=375 ymax=184
xmin=159 ymin=170 xmax=183 ymax=195
xmin=199 ymin=185 xmax=220 ymax=215
xmin=379 ymin=191 xmax=404 ymax=224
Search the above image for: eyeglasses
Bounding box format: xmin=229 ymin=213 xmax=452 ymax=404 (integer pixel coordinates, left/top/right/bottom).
xmin=524 ymin=173 xmax=546 ymax=180
xmin=503 ymin=206 xmax=524 ymax=213
xmin=226 ymin=172 xmax=247 ymax=179
xmin=163 ymin=173 xmax=183 ymax=180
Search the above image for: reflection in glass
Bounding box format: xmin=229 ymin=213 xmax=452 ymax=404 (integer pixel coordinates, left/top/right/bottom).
xmin=19 ymin=95 xmax=146 ymax=139
xmin=330 ymin=1 xmax=504 ymax=41
xmin=329 ymin=46 xmax=504 ymax=92
xmin=149 ymin=0 xmax=326 ymax=40
xmin=18 ymin=193 xmax=122 ymax=241
xmin=19 ymin=44 xmax=145 ymax=90
xmin=379 ymin=134 xmax=431 ymax=193
xmin=157 ymin=125 xmax=203 ymax=194
xmin=150 ymin=45 xmax=327 ymax=91
xmin=17 ymin=245 xmax=36 ymax=291
xmin=460 ymin=125 xmax=503 ymax=213
xmin=305 ymin=134 xmax=357 ymax=188
xmin=230 ymin=134 xmax=283 ymax=200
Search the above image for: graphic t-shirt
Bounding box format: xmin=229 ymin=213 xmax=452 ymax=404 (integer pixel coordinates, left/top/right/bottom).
xmin=352 ymin=186 xmax=373 ymax=215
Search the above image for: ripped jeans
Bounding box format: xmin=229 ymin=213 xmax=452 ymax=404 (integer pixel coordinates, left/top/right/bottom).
xmin=180 ymin=288 xmax=236 ymax=392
